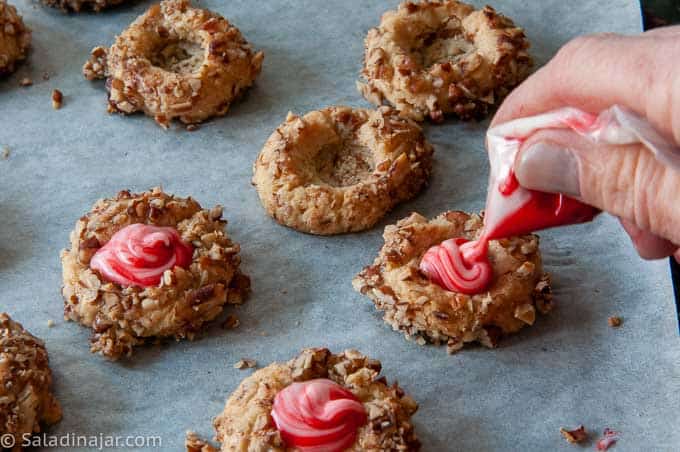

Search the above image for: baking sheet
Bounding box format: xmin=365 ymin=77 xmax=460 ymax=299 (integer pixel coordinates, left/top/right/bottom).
xmin=2 ymin=0 xmax=678 ymax=450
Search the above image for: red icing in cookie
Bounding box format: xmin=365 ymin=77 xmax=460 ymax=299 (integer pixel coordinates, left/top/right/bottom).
xmin=271 ymin=379 xmax=367 ymax=452
xmin=419 ymin=238 xmax=492 ymax=294
xmin=90 ymin=224 xmax=193 ymax=287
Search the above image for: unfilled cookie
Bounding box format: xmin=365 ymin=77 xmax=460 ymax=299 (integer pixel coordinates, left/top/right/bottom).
xmin=357 ymin=1 xmax=532 ymax=122
xmin=0 ymin=0 xmax=30 ymax=76
xmin=353 ymin=211 xmax=552 ymax=353
xmin=252 ymin=106 xmax=434 ymax=235
xmin=60 ymin=187 xmax=250 ymax=360
xmin=83 ymin=0 xmax=263 ymax=129
xmin=0 ymin=313 xmax=62 ymax=451
xmin=187 ymin=348 xmax=420 ymax=451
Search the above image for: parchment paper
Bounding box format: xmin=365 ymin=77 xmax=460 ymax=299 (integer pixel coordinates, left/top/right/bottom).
xmin=2 ymin=0 xmax=678 ymax=450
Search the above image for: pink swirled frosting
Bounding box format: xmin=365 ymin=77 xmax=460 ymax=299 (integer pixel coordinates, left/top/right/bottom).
xmin=271 ymin=379 xmax=367 ymax=452
xmin=419 ymin=238 xmax=492 ymax=294
xmin=90 ymin=223 xmax=193 ymax=287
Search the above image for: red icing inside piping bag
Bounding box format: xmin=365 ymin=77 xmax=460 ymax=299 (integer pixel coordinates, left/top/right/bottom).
xmin=482 ymin=170 xmax=600 ymax=242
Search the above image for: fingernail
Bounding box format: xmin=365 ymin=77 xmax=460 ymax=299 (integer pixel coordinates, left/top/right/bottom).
xmin=515 ymin=142 xmax=581 ymax=197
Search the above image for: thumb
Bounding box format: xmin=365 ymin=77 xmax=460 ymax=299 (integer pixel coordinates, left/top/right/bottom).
xmin=514 ymin=128 xmax=680 ymax=246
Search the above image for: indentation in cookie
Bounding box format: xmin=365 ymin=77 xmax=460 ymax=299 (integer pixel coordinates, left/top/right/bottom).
xmin=420 ymin=28 xmax=474 ymax=68
xmin=313 ymin=142 xmax=375 ymax=187
xmin=150 ymin=39 xmax=203 ymax=74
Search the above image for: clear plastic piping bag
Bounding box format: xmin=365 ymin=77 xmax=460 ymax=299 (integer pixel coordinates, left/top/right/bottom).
xmin=484 ymin=105 xmax=680 ymax=234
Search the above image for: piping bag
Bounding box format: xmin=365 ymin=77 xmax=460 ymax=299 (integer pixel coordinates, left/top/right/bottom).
xmin=421 ymin=106 xmax=680 ymax=300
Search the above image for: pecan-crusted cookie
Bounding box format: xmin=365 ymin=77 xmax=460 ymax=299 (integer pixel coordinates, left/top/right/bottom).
xmin=353 ymin=211 xmax=552 ymax=353
xmin=83 ymin=0 xmax=264 ymax=129
xmin=252 ymin=106 xmax=434 ymax=235
xmin=42 ymin=0 xmax=125 ymax=12
xmin=0 ymin=0 xmax=30 ymax=76
xmin=0 ymin=313 xmax=62 ymax=452
xmin=187 ymin=348 xmax=420 ymax=451
xmin=357 ymin=1 xmax=532 ymax=122
xmin=60 ymin=188 xmax=250 ymax=360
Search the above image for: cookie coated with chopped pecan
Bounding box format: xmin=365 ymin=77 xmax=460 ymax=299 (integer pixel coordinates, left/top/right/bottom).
xmin=252 ymin=106 xmax=433 ymax=235
xmin=83 ymin=0 xmax=263 ymax=128
xmin=0 ymin=313 xmax=62 ymax=452
xmin=188 ymin=348 xmax=420 ymax=451
xmin=358 ymin=0 xmax=532 ymax=122
xmin=42 ymin=0 xmax=126 ymax=12
xmin=0 ymin=0 xmax=30 ymax=76
xmin=353 ymin=211 xmax=552 ymax=353
xmin=60 ymin=187 xmax=250 ymax=360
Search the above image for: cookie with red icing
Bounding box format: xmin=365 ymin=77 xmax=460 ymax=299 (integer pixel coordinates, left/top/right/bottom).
xmin=353 ymin=211 xmax=552 ymax=353
xmin=187 ymin=348 xmax=420 ymax=451
xmin=60 ymin=187 xmax=249 ymax=360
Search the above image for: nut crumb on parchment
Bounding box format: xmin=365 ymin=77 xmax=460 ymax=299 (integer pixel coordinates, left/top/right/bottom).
xmin=560 ymin=425 xmax=588 ymax=444
xmin=51 ymin=89 xmax=63 ymax=109
xmin=608 ymin=316 xmax=622 ymax=327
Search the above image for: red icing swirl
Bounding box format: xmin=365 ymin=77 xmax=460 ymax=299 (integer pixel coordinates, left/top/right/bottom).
xmin=271 ymin=379 xmax=367 ymax=452
xmin=419 ymin=238 xmax=492 ymax=294
xmin=90 ymin=223 xmax=193 ymax=287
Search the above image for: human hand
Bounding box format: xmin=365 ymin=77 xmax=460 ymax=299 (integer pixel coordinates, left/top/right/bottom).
xmin=491 ymin=27 xmax=680 ymax=260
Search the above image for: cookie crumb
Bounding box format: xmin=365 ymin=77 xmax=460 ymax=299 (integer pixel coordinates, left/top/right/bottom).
xmin=19 ymin=77 xmax=32 ymax=87
xmin=608 ymin=316 xmax=622 ymax=328
xmin=52 ymin=89 xmax=63 ymax=110
xmin=595 ymin=428 xmax=619 ymax=451
xmin=221 ymin=315 xmax=240 ymax=330
xmin=234 ymin=358 xmax=257 ymax=369
xmin=560 ymin=425 xmax=588 ymax=444
xmin=42 ymin=72 xmax=51 ymax=81
xmin=2 ymin=146 xmax=10 ymax=160
xmin=186 ymin=124 xmax=199 ymax=132
xmin=47 ymin=319 xmax=55 ymax=328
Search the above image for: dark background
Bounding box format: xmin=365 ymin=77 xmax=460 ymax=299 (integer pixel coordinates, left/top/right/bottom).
xmin=642 ymin=0 xmax=680 ymax=27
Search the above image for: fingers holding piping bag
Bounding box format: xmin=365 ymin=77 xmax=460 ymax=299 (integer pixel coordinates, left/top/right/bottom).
xmin=491 ymin=29 xmax=680 ymax=144
xmin=513 ymin=125 xmax=680 ymax=249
